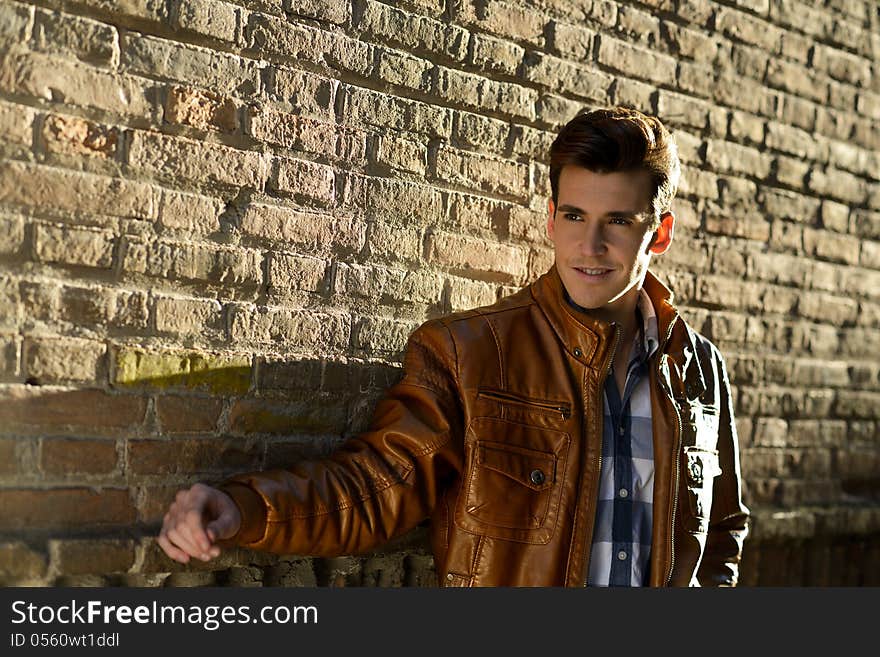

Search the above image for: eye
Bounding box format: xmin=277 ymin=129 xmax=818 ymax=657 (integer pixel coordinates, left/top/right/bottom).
xmin=610 ymin=217 xmax=633 ymax=225
xmin=564 ymin=213 xmax=582 ymax=222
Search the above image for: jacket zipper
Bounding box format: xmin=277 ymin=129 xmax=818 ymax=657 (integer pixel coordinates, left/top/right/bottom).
xmin=584 ymin=322 xmax=620 ymax=586
xmin=477 ymin=389 xmax=570 ymax=419
xmin=657 ymin=319 xmax=681 ymax=586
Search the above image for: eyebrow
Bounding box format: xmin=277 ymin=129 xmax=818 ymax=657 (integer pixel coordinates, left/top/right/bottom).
xmin=556 ymin=204 xmax=642 ymax=218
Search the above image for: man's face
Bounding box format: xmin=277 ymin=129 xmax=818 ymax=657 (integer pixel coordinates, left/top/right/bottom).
xmin=547 ymin=165 xmax=672 ymax=315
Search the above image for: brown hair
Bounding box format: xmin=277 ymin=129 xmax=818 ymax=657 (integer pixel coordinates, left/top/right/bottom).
xmin=549 ymin=107 xmax=681 ymax=228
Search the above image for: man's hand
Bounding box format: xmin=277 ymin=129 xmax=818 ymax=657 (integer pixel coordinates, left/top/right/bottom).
xmin=158 ymin=483 xmax=242 ymax=564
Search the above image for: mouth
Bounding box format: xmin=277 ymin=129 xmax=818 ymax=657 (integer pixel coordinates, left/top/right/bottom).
xmin=572 ymin=266 xmax=614 ymax=280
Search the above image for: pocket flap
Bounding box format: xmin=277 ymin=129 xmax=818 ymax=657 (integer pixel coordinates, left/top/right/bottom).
xmin=477 ymin=441 xmax=555 ymax=491
xmin=684 ymin=446 xmax=722 ymax=485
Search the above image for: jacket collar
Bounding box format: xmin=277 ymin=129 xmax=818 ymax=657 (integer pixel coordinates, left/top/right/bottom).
xmin=530 ymin=264 xmax=690 ymax=374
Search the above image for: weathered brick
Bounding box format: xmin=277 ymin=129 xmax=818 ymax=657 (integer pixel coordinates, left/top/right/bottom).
xmin=766 ymin=121 xmax=822 ymax=160
xmin=469 ymin=32 xmax=523 ymax=77
xmin=270 ymin=157 xmax=335 ymax=204
xmin=154 ymin=295 xmax=223 ymax=336
xmin=861 ymin=241 xmax=880 ymax=269
xmin=434 ymin=67 xmax=537 ymax=122
xmin=125 ymin=34 xmax=260 ymax=96
xmin=714 ymin=70 xmax=776 ymax=116
xmin=0 ymin=1 xmax=32 ymax=46
xmin=522 ymin=52 xmax=612 ymax=105
xmin=245 ymin=12 xmax=320 ymax=62
xmin=456 ymin=0 xmax=546 ymax=48
xmin=750 ymin=252 xmax=810 ymax=287
xmin=34 ymin=223 xmax=115 ymax=269
xmin=0 ymin=51 xmax=155 ymax=119
xmin=448 ymin=192 xmax=510 ymax=234
xmin=269 ymin=65 xmax=337 ymax=119
xmin=754 ymin=418 xmax=789 ymax=447
xmin=41 ymin=438 xmax=118 ymax=475
xmin=0 ymin=387 xmax=146 ymax=433
xmin=761 ymin=188 xmax=820 ymax=224
xmin=42 ymin=114 xmax=118 ymax=159
xmin=705 ymin=213 xmax=770 ymax=242
xmin=24 ymin=336 xmax=105 ymax=384
xmin=0 ymin=213 xmax=24 ymax=256
xmin=172 ymin=0 xmax=238 ymax=42
xmin=158 ymin=189 xmax=223 ymax=234
xmin=852 ymin=210 xmax=880 ymax=239
xmin=617 ymin=5 xmax=660 ymax=45
xmin=706 ymin=139 xmax=772 ymax=178
xmin=367 ymin=177 xmax=444 ymax=224
xmin=454 ymin=111 xmax=510 ymax=154
xmin=155 ymin=395 xmax=223 ymax=434
xmin=374 ymin=133 xmax=427 ymax=175
xmin=448 ymin=275 xmax=497 ymax=312
xmin=129 ymin=438 xmax=262 ymax=474
xmin=435 ymin=146 xmax=529 ymax=200
xmin=34 ymin=8 xmax=119 ymax=65
xmin=366 ymin=221 xmax=423 ymax=265
xmin=240 ymin=204 xmax=365 ymax=255
xmin=334 ymin=263 xmax=442 ymax=306
xmin=114 ymin=348 xmax=251 ymax=395
xmin=360 ymin=0 xmax=470 ymax=60
xmin=128 ymin=130 xmax=266 ymax=190
xmin=228 ymin=304 xmax=351 ymax=351
xmin=510 ymin=125 xmax=554 ymax=161
xmin=228 ymin=396 xmax=346 ymax=435
xmin=0 ymin=488 xmax=135 ymax=531
xmin=50 ymin=539 xmax=135 ymax=576
xmin=0 ymin=161 xmax=155 ymax=220
xmin=344 ymin=84 xmax=453 ymax=136
xmin=716 ymin=6 xmax=782 ymax=52
xmin=124 ymin=239 xmax=263 ymax=289
xmin=250 ymin=105 xmax=367 ymax=162
xmin=835 ymin=391 xmax=880 ymax=419
xmin=376 ymin=48 xmax=433 ymax=92
xmin=812 ymin=44 xmax=872 ymax=88
xmin=354 ymin=316 xmax=418 ymax=357
xmin=597 ymin=35 xmax=676 ymax=85
xmin=662 ymin=21 xmax=718 ymax=61
xmin=427 ymin=231 xmax=527 ymax=283
xmin=819 ymin=200 xmax=851 ymax=232
xmin=535 ymin=94 xmax=585 ymax=128
xmin=0 ymin=100 xmax=34 ymax=153
xmin=0 ymin=542 xmax=47 ymax=581
xmin=164 ymin=86 xmax=238 ymax=132
xmin=773 ymin=155 xmax=811 ymax=190
xmin=268 ymin=253 xmax=326 ymax=293
xmin=657 ymin=90 xmax=725 ymax=134
xmin=803 ymin=227 xmax=862 ymax=266
xmin=611 ymin=78 xmax=655 ymax=115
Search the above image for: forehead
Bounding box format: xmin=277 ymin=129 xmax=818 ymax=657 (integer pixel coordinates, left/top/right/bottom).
xmin=557 ymin=166 xmax=653 ymax=213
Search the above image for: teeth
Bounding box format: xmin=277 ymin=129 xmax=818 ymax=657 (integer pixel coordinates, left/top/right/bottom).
xmin=579 ymin=268 xmax=607 ymax=275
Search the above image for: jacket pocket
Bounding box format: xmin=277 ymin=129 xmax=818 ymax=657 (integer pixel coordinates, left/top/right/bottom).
xmin=455 ymin=417 xmax=570 ymax=544
xmin=682 ymin=446 xmax=723 ymax=533
xmin=679 ymin=400 xmax=720 ymax=451
xmin=477 ymin=388 xmax=571 ymax=420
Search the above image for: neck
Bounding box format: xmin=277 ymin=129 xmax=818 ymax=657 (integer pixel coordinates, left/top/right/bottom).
xmin=564 ymin=286 xmax=642 ymax=343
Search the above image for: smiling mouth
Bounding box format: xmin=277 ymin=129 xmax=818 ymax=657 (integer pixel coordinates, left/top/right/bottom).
xmin=573 ymin=266 xmax=614 ymax=278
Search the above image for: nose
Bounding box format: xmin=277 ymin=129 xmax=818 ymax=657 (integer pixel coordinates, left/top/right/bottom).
xmin=579 ymin=222 xmax=607 ymax=257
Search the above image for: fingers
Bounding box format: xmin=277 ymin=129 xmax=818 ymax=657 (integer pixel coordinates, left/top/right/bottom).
xmin=158 ymin=484 xmax=224 ymax=564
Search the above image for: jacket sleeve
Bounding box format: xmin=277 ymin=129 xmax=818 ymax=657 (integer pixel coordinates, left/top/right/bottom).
xmin=218 ymin=319 xmax=465 ymax=557
xmin=697 ymin=345 xmax=750 ymax=586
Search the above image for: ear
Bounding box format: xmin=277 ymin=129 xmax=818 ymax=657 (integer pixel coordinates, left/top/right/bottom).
xmin=648 ymin=211 xmax=675 ymax=255
xmin=547 ymin=198 xmax=556 ymax=240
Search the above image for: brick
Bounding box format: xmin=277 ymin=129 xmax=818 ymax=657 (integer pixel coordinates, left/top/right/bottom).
xmin=765 ymin=121 xmax=822 ymax=160
xmin=434 ymin=67 xmax=537 ymax=122
xmin=510 ymin=125 xmax=554 ymax=161
xmin=334 ymin=263 xmax=442 ymax=305
xmin=714 ymin=70 xmax=776 ymax=116
xmin=270 ymin=157 xmax=335 ymax=204
xmin=257 ymin=358 xmax=323 ymax=394
xmin=770 ymin=0 xmax=832 ymax=38
xmin=705 ymin=213 xmax=769 ymax=242
xmin=0 ymin=542 xmax=47 ymax=581
xmin=0 ymin=437 xmax=20 ymax=474
xmin=835 ymin=391 xmax=880 ymax=419
xmin=754 ymin=418 xmax=788 ymax=447
xmin=228 ymin=304 xmax=351 ymax=351
xmin=852 ymin=210 xmax=880 ymax=239
xmin=155 ymin=395 xmax=223 ymax=434
xmin=815 ymin=106 xmax=856 ymax=141
xmin=427 ymin=231 xmax=527 ymax=283
xmin=129 ymin=438 xmax=262 ymax=474
xmin=344 ymin=84 xmax=454 ymax=136
xmin=34 ymin=8 xmax=119 ymax=65
xmin=820 ymin=200 xmax=851 ymax=232
xmin=449 ymin=192 xmax=510 ymax=234
xmin=0 ymin=1 xmax=32 ymax=46
xmin=662 ymin=22 xmax=718 ymax=61
xmin=706 ymin=139 xmax=772 ymax=178
xmin=435 ymin=146 xmax=529 ymax=200
xmin=249 ymin=106 xmax=367 ymax=162
xmin=657 ymin=90 xmax=725 ymax=134
xmin=354 ymin=316 xmax=418 ymax=356
xmin=861 ymin=241 xmax=880 ymax=269
xmin=750 ymin=252 xmax=811 ymax=286
xmin=0 ymin=161 xmax=155 ymax=220
xmin=716 ymin=7 xmax=782 ymax=52
xmin=841 ymin=267 xmax=880 ymax=302
xmin=696 ymin=275 xmax=763 ymax=312
xmin=448 ymin=276 xmax=497 ymax=312
xmin=128 ymin=130 xmax=266 ymax=190
xmin=761 ymin=188 xmax=820 ymax=224
xmin=773 ymin=156 xmax=811 ymax=189
xmin=0 ymin=51 xmax=155 ymax=119
xmin=172 ymin=0 xmax=238 ymax=42
xmin=73 ymin=0 xmax=169 ymax=24
xmin=0 ymin=488 xmax=135 ymax=531
xmin=125 ymin=34 xmax=259 ymax=96
xmin=727 ymin=110 xmax=764 ymax=146
xmin=678 ymin=168 xmax=719 ymax=200
xmin=597 ymin=35 xmax=676 ymax=85
xmin=158 ymin=189 xmax=223 ymax=234
xmin=367 ymin=178 xmax=444 ymax=224
xmin=535 ymin=94 xmax=584 ymax=128
xmin=365 ymin=221 xmax=423 ymax=265
xmin=42 ymin=114 xmax=118 ymax=159
xmin=791 ymin=358 xmax=850 ymax=387
xmin=228 ymin=396 xmax=346 ymax=434
xmin=0 ymin=214 xmax=24 ymax=255
xmin=611 ymin=78 xmax=655 ymax=114
xmin=240 ymin=204 xmax=365 ymax=255
xmin=811 ymin=44 xmax=872 ymax=87
xmin=617 ymin=5 xmax=660 ymax=45
xmin=114 ymin=348 xmax=251 ymax=395
xmin=50 ymin=539 xmax=135 ymax=576
xmin=40 ymin=438 xmax=118 ymax=475
xmin=794 ymin=322 xmax=841 ymax=358
xmin=245 ymin=12 xmax=321 ymax=62
xmin=469 ymin=33 xmax=524 ymax=77
xmin=24 ymin=336 xmax=105 ymax=384
xmin=454 ymin=111 xmax=510 ymax=154
xmin=154 ymin=295 xmax=223 ymax=336
xmin=803 ymin=227 xmax=861 ymax=266
xmin=374 ymin=134 xmax=427 ymax=175
xmin=36 ymin=223 xmax=116 ymax=270
xmin=376 ymin=48 xmax=433 ymax=92
xmin=523 ymin=52 xmax=612 ymax=105
xmin=268 ymin=253 xmax=326 ymax=293
xmin=456 ymin=0 xmax=546 ymax=48
xmin=269 ymin=66 xmax=337 ymax=119
xmin=767 ymin=58 xmax=828 ymax=103
xmin=124 ymin=239 xmax=263 ymax=289
xmin=164 ymin=86 xmax=238 ymax=132
xmin=360 ymin=2 xmax=471 ymax=60
xmin=0 ymin=101 xmax=34 ymax=149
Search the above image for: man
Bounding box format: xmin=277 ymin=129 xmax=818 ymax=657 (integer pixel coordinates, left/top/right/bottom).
xmin=159 ymin=107 xmax=750 ymax=586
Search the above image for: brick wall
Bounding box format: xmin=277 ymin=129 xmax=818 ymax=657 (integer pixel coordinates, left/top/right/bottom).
xmin=0 ymin=0 xmax=877 ymax=586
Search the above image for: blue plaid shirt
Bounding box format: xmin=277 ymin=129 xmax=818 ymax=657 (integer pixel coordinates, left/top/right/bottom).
xmin=567 ymin=289 xmax=660 ymax=587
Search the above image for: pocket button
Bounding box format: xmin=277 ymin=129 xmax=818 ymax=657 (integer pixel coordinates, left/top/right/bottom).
xmin=529 ymin=469 xmax=545 ymax=485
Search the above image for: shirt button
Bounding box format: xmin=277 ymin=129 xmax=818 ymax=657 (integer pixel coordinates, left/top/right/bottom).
xmin=446 ymin=573 xmax=454 ymax=581
xmin=618 ymin=426 xmax=625 ymax=436
xmin=619 ymin=488 xmax=628 ymax=498
xmin=617 ymin=550 xmax=627 ymax=561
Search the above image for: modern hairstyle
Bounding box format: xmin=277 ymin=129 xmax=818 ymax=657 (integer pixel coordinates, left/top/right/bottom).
xmin=549 ymin=107 xmax=681 ymax=228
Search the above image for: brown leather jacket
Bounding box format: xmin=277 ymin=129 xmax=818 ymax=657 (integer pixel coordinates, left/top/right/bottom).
xmin=221 ymin=266 xmax=750 ymax=586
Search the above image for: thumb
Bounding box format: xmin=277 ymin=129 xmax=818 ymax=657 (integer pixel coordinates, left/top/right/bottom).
xmin=205 ymin=504 xmax=240 ymax=541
